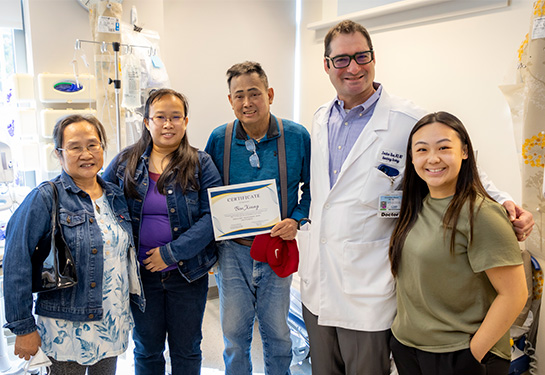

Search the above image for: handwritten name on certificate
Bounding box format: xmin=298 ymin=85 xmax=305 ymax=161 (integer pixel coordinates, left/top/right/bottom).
xmin=208 ymin=179 xmax=281 ymax=241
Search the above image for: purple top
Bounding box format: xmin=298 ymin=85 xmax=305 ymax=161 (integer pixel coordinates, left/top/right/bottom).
xmin=327 ymin=83 xmax=382 ymax=188
xmin=140 ymin=171 xmax=176 ymax=272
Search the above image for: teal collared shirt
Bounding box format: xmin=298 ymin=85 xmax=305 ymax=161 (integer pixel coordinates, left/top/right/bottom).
xmin=205 ymin=114 xmax=311 ymax=223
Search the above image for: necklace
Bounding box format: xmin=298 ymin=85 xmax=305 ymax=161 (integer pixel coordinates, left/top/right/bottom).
xmin=93 ymin=201 xmax=100 ymax=214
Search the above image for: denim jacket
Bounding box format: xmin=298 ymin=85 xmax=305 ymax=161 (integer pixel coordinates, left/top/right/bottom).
xmin=3 ymin=171 xmax=145 ymax=336
xmin=102 ymin=147 xmax=222 ymax=282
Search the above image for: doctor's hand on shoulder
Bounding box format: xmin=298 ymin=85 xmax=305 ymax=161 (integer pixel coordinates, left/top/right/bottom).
xmin=503 ymin=201 xmax=534 ymax=242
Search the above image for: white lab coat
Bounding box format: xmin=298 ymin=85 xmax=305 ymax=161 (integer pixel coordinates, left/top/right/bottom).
xmin=298 ymin=89 xmax=511 ymax=332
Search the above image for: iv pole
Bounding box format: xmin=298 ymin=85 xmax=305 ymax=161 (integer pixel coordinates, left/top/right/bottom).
xmin=111 ymin=41 xmax=121 ymax=152
xmin=74 ymin=39 xmax=152 ymax=153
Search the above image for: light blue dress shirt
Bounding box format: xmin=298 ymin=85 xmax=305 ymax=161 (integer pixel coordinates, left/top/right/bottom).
xmin=328 ymin=83 xmax=382 ymax=188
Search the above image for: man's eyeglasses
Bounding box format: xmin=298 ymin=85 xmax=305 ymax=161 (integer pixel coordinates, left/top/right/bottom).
xmin=149 ymin=115 xmax=186 ymax=126
xmin=325 ymin=50 xmax=374 ymax=69
xmin=57 ymin=143 xmax=102 ymax=157
xmin=245 ymin=139 xmax=260 ymax=169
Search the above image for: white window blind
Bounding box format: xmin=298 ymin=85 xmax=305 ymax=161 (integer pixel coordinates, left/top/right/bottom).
xmin=0 ymin=0 xmax=23 ymax=29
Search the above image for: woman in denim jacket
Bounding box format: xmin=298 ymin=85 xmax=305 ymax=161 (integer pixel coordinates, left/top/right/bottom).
xmin=103 ymin=88 xmax=222 ymax=375
xmin=3 ymin=115 xmax=144 ymax=374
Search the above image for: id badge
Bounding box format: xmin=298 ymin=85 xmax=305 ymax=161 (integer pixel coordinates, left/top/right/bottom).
xmin=378 ymin=191 xmax=402 ymax=218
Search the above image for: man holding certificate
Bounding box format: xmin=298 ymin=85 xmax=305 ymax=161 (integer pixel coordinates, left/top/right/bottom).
xmin=205 ymin=61 xmax=311 ymax=375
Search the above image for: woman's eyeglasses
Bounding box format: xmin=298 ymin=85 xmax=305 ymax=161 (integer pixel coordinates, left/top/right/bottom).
xmin=57 ymin=143 xmax=102 ymax=157
xmin=149 ymin=115 xmax=186 ymax=126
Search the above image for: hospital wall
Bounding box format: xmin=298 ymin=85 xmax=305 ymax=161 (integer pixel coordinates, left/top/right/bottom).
xmin=297 ymin=0 xmax=543 ymax=372
xmin=161 ymin=0 xmax=297 ymax=150
xmin=22 ymin=0 xmax=296 ymax=158
xmin=21 ymin=0 xmax=535 ymax=202
xmin=299 ymin=0 xmax=533 ymax=204
xmin=21 ymin=0 xmax=167 ymax=169
xmin=20 ymin=1 xmax=543 ymax=372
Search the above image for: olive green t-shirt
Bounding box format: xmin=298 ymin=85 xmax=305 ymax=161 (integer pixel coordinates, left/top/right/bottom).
xmin=391 ymin=195 xmax=522 ymax=360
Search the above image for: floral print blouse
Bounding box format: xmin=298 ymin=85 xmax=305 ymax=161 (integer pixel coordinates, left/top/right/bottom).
xmin=37 ymin=193 xmax=133 ymax=365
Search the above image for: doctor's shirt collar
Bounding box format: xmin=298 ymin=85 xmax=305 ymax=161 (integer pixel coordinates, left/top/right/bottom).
xmin=334 ymin=82 xmax=383 ymax=115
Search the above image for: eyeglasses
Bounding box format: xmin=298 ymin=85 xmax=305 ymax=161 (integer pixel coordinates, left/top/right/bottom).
xmin=149 ymin=115 xmax=186 ymax=126
xmin=245 ymin=139 xmax=260 ymax=168
xmin=57 ymin=143 xmax=102 ymax=156
xmin=325 ymin=50 xmax=374 ymax=69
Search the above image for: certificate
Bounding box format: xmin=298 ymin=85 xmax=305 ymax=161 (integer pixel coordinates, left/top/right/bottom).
xmin=208 ymin=179 xmax=281 ymax=240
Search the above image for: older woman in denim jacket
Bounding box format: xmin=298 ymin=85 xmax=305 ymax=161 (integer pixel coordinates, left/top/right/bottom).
xmin=102 ymin=88 xmax=222 ymax=375
xmin=3 ymin=114 xmax=144 ymax=374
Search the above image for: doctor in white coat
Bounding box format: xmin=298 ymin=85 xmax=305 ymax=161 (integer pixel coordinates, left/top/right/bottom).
xmin=298 ymin=20 xmax=535 ymax=375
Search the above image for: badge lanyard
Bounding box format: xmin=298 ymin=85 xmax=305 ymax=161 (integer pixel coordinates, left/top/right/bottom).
xmin=377 ymin=164 xmax=402 ymax=219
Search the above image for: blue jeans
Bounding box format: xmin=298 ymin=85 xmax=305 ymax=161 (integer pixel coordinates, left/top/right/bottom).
xmin=216 ymin=240 xmax=292 ymax=375
xmin=131 ymin=267 xmax=208 ymax=375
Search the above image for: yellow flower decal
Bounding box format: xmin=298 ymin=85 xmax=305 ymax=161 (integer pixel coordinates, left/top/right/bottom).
xmin=534 ymin=267 xmax=543 ymax=301
xmin=518 ymin=34 xmax=528 ymax=62
xmin=534 ymin=0 xmax=545 ymax=17
xmin=523 ymin=132 xmax=545 ymax=167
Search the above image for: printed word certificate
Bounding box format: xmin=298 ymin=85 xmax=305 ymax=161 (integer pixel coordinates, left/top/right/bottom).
xmin=208 ymin=179 xmax=281 ymax=240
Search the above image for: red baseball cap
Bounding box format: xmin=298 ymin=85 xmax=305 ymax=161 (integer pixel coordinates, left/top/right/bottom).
xmin=250 ymin=233 xmax=299 ymax=278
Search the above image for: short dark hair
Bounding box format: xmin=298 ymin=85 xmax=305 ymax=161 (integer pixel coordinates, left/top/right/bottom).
xmin=324 ymin=20 xmax=373 ymax=57
xmin=53 ymin=114 xmax=107 ymax=150
xmin=226 ymin=61 xmax=269 ymax=90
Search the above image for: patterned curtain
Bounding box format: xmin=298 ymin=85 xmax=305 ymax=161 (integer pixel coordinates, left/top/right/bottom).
xmin=516 ymin=1 xmax=545 ymax=372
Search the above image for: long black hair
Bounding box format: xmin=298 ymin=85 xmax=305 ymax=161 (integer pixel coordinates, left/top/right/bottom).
xmin=389 ymin=111 xmax=492 ymax=276
xmin=117 ymin=88 xmax=199 ymax=199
